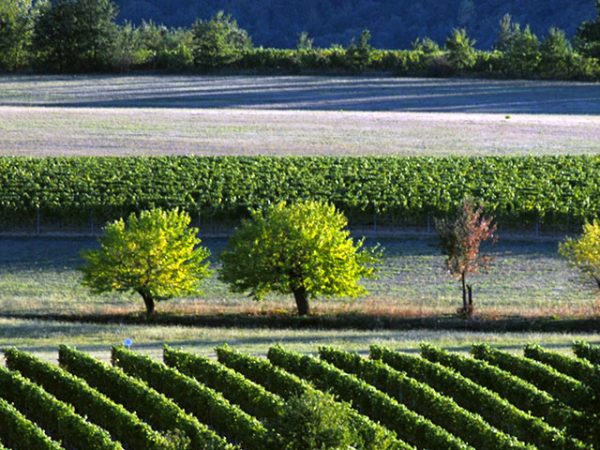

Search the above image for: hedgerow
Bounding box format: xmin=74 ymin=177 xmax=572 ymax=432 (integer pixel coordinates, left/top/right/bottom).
xmin=267 ymin=345 xmax=472 ymax=450
xmin=112 ymin=346 xmax=279 ymax=450
xmin=573 ymin=341 xmax=600 ymax=365
xmin=1 ymin=156 xmax=600 ymax=226
xmin=319 ymin=347 xmax=532 ymax=450
xmin=0 ymin=397 xmax=62 ymax=450
xmin=0 ymin=365 xmax=120 ymax=450
xmin=524 ymin=344 xmax=600 ymax=387
xmin=58 ymin=345 xmax=234 ymax=450
xmin=370 ymin=345 xmax=587 ymax=450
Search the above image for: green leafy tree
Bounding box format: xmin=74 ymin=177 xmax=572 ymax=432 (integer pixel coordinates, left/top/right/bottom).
xmin=412 ymin=37 xmax=441 ymax=54
xmin=559 ymin=220 xmax=600 ymax=290
xmin=275 ymin=390 xmax=355 ymax=450
xmin=345 ymin=29 xmax=373 ymax=71
xmin=495 ymin=15 xmax=541 ymax=78
xmin=0 ymin=0 xmax=34 ymax=71
xmin=575 ymin=0 xmax=600 ymax=59
xmin=445 ymin=27 xmax=477 ymax=71
xmin=192 ymin=11 xmax=252 ymax=69
xmin=539 ymin=27 xmax=574 ymax=79
xmin=436 ymin=199 xmax=497 ymax=317
xmin=219 ymin=201 xmax=379 ymax=316
xmin=32 ymin=0 xmax=118 ymax=72
xmin=81 ymin=208 xmax=211 ymax=316
xmin=296 ymin=31 xmax=314 ymax=51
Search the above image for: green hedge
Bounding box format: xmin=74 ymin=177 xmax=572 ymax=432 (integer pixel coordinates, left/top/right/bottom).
xmin=472 ymin=344 xmax=594 ymax=411
xmin=58 ymin=345 xmax=234 ymax=450
xmin=267 ymin=345 xmax=472 ymax=450
xmin=0 ymin=365 xmax=120 ymax=450
xmin=164 ymin=346 xmax=285 ymax=423
xmin=370 ymin=345 xmax=587 ymax=450
xmin=112 ymin=346 xmax=278 ymax=450
xmin=320 ymin=347 xmax=531 ymax=450
xmin=2 ymin=156 xmax=600 ymax=226
xmin=420 ymin=345 xmax=591 ymax=442
xmin=215 ymin=345 xmax=410 ymax=450
xmin=0 ymin=397 xmax=62 ymax=450
xmin=573 ymin=341 xmax=600 ymax=365
xmin=524 ymin=344 xmax=600 ymax=387
xmin=4 ymin=348 xmax=171 ymax=450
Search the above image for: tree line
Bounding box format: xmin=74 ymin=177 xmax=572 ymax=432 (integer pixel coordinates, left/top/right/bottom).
xmin=81 ymin=201 xmax=600 ymax=318
xmin=1 ymin=0 xmax=600 ymax=79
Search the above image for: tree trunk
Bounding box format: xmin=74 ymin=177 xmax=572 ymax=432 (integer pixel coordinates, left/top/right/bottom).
xmin=293 ymin=286 xmax=310 ymax=316
xmin=138 ymin=290 xmax=155 ymax=316
xmin=461 ymin=272 xmax=468 ymax=314
xmin=467 ymin=284 xmax=474 ymax=317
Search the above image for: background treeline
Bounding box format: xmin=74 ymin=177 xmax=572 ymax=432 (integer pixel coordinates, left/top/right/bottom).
xmin=1 ymin=0 xmax=600 ymax=78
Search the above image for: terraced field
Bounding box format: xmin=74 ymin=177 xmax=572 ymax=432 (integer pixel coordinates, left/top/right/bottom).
xmin=0 ymin=342 xmax=598 ymax=449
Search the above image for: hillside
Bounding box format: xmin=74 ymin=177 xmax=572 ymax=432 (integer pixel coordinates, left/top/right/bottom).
xmin=115 ymin=0 xmax=597 ymax=49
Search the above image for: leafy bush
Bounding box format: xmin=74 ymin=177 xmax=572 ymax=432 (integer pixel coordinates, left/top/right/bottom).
xmin=267 ymin=345 xmax=470 ymax=450
xmin=573 ymin=341 xmax=600 ymax=365
xmin=524 ymin=344 xmax=600 ymax=386
xmin=215 ymin=345 xmax=408 ymax=450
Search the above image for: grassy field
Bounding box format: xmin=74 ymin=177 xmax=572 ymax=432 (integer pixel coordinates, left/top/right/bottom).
xmin=0 ymin=236 xmax=596 ymax=318
xmin=1 ymin=75 xmax=599 ymax=156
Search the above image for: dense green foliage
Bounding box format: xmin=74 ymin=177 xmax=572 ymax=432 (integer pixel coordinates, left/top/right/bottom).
xmin=573 ymin=341 xmax=600 ymax=365
xmin=1 ymin=0 xmax=599 ymax=78
xmin=58 ymin=345 xmax=233 ymax=450
xmin=1 ymin=344 xmax=598 ymax=449
xmin=420 ymin=345 xmax=588 ymax=438
xmin=4 ymin=348 xmax=171 ymax=450
xmin=559 ymin=220 xmax=600 ymax=290
xmin=0 ymin=365 xmax=120 ymax=450
xmin=472 ymin=344 xmax=596 ymax=411
xmin=219 ymin=200 xmax=378 ymax=316
xmin=81 ymin=208 xmax=212 ymax=315
xmin=0 ymin=397 xmax=61 ymax=450
xmin=215 ymin=345 xmax=408 ymax=450
xmin=1 ymin=156 xmax=599 ymax=228
xmin=371 ymin=345 xmax=586 ymax=450
xmin=267 ymin=345 xmax=471 ymax=449
xmin=319 ymin=347 xmax=531 ymax=450
xmin=112 ymin=346 xmax=278 ymax=450
xmin=524 ymin=344 xmax=600 ymax=386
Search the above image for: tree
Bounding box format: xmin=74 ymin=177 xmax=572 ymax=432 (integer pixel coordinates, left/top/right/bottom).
xmin=559 ymin=220 xmax=600 ymax=290
xmin=32 ymin=0 xmax=118 ymax=72
xmin=192 ymin=11 xmax=252 ymax=69
xmin=539 ymin=27 xmax=574 ymax=79
xmin=219 ymin=201 xmax=379 ymax=316
xmin=445 ymin=28 xmax=477 ymax=71
xmin=436 ymin=199 xmax=497 ymax=317
xmin=345 ymin=29 xmax=373 ymax=71
xmin=0 ymin=0 xmax=34 ymax=71
xmin=494 ymin=15 xmax=541 ymax=78
xmin=574 ymin=0 xmax=600 ymax=59
xmin=81 ymin=208 xmax=211 ymax=316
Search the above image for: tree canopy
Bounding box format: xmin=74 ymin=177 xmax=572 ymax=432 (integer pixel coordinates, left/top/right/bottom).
xmin=81 ymin=208 xmax=211 ymax=315
xmin=559 ymin=220 xmax=600 ymax=290
xmin=219 ymin=201 xmax=380 ymax=316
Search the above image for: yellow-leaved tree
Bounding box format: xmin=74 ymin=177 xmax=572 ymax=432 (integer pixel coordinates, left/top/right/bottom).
xmin=560 ymin=220 xmax=600 ymax=290
xmin=81 ymin=208 xmax=211 ymax=315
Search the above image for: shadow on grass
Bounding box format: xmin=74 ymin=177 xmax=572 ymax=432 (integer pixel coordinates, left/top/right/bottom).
xmin=2 ymin=311 xmax=600 ymax=333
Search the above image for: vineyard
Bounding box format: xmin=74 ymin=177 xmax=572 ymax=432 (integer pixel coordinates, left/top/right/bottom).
xmin=0 ymin=342 xmax=598 ymax=449
xmin=1 ymin=156 xmax=600 ymax=227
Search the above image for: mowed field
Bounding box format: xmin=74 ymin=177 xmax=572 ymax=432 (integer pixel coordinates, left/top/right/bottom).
xmin=1 ymin=75 xmax=600 ymax=156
